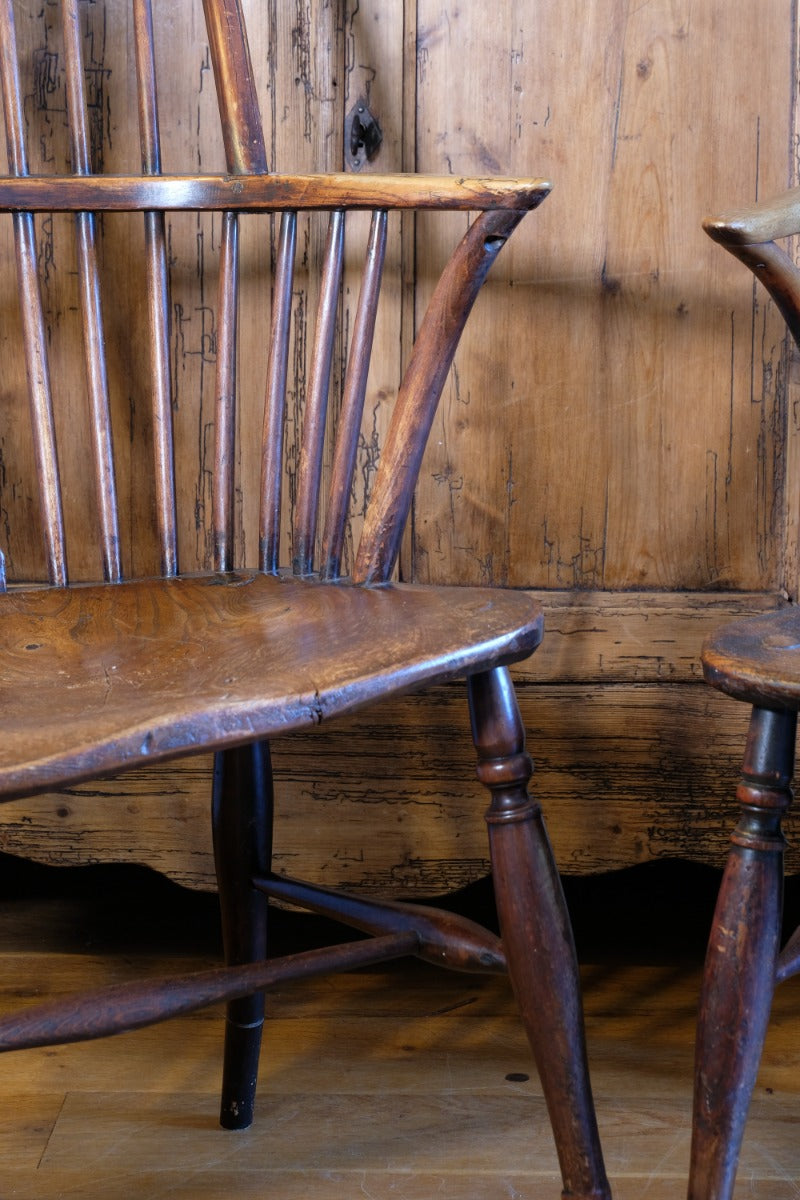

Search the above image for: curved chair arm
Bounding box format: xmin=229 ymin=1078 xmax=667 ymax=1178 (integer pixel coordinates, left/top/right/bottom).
xmin=704 ymin=184 xmax=800 ymax=246
xmin=704 ymin=186 xmax=800 ymax=350
xmin=353 ymin=205 xmax=531 ymax=584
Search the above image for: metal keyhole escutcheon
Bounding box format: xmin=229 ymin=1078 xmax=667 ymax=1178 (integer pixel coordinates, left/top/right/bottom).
xmin=345 ymin=100 xmax=382 ymax=171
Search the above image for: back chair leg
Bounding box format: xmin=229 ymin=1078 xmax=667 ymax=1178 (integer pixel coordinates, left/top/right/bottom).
xmin=468 ymin=667 xmax=611 ymax=1200
xmin=689 ymin=705 xmax=796 ymax=1200
xmin=212 ymin=740 xmax=274 ymax=1130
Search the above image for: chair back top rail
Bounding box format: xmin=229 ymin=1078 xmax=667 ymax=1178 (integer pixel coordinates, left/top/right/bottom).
xmin=0 ymin=173 xmax=550 ymax=212
xmin=320 ymin=209 xmax=388 ymax=581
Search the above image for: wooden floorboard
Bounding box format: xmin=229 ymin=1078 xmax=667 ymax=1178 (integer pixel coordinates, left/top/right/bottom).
xmin=0 ymin=863 xmax=799 ymax=1196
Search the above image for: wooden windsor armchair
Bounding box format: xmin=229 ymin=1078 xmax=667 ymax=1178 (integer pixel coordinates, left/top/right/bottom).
xmin=0 ymin=1 xmax=610 ymax=1196
xmin=689 ymin=189 xmax=800 ymax=1199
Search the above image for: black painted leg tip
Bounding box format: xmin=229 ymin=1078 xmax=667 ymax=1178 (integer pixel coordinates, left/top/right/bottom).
xmin=219 ymin=1100 xmax=255 ymax=1131
xmin=219 ymin=1016 xmax=262 ymax=1131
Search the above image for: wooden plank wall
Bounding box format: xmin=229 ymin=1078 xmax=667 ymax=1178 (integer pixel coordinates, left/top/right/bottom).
xmin=0 ymin=0 xmax=797 ymax=893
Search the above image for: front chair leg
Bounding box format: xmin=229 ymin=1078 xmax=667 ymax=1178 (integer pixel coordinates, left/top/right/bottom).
xmin=212 ymin=740 xmax=274 ymax=1130
xmin=468 ymin=666 xmax=610 ymax=1200
xmin=689 ymin=705 xmax=796 ymax=1200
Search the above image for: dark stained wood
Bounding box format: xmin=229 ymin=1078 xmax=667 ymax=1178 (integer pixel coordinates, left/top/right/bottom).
xmin=0 ymin=932 xmax=420 ymax=1052
xmin=211 ymin=741 xmax=271 ymax=1129
xmin=702 ymin=211 xmax=800 ymax=348
xmin=702 ymin=606 xmax=800 ymax=708
xmin=690 ymin=707 xmax=796 ymax=1200
xmin=255 ymin=873 xmax=506 ymax=973
xmin=469 ymin=666 xmax=609 ymax=1199
xmin=201 ymin=0 xmax=267 ymax=175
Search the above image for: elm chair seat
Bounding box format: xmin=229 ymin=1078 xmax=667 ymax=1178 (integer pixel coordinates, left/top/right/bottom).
xmin=0 ymin=573 xmax=542 ymax=795
xmin=701 ymin=606 xmax=800 ymax=709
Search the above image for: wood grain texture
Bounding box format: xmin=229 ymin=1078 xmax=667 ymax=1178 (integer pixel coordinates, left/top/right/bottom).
xmin=0 ymin=676 xmax=760 ymax=890
xmin=412 ymin=0 xmax=793 ymax=593
xmin=2 ymin=896 xmax=800 ymax=1197
xmin=703 ymin=606 xmax=800 ymax=707
xmin=0 ymin=573 xmax=542 ymax=797
xmin=0 ymin=0 xmax=797 ymax=889
xmin=0 ymin=588 xmax=781 ymax=889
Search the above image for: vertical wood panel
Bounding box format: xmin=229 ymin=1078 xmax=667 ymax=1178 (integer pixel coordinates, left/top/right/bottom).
xmin=412 ymin=0 xmax=794 ymax=593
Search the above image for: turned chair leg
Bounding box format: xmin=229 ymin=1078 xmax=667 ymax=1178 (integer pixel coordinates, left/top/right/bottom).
xmin=689 ymin=705 xmax=796 ymax=1200
xmin=212 ymin=740 xmax=274 ymax=1130
xmin=468 ymin=666 xmax=610 ymax=1200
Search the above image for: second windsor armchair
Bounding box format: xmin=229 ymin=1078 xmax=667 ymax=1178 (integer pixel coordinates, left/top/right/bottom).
xmin=690 ymin=186 xmax=800 ymax=1198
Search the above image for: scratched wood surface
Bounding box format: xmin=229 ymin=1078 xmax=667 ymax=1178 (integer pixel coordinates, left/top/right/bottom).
xmin=0 ymin=0 xmax=797 ymax=888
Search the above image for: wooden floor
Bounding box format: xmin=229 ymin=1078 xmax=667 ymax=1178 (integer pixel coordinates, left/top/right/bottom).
xmin=1 ymin=861 xmax=800 ymax=1198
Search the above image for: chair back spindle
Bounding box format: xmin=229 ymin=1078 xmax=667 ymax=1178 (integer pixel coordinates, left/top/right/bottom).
xmin=133 ymin=0 xmax=178 ymax=576
xmin=293 ymin=209 xmax=345 ymax=577
xmin=61 ymin=0 xmax=122 ymax=584
xmin=320 ymin=208 xmax=388 ymax=581
xmin=0 ymin=0 xmax=67 ymax=587
xmin=259 ymin=210 xmax=297 ymax=575
xmin=212 ymin=210 xmax=240 ymax=573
